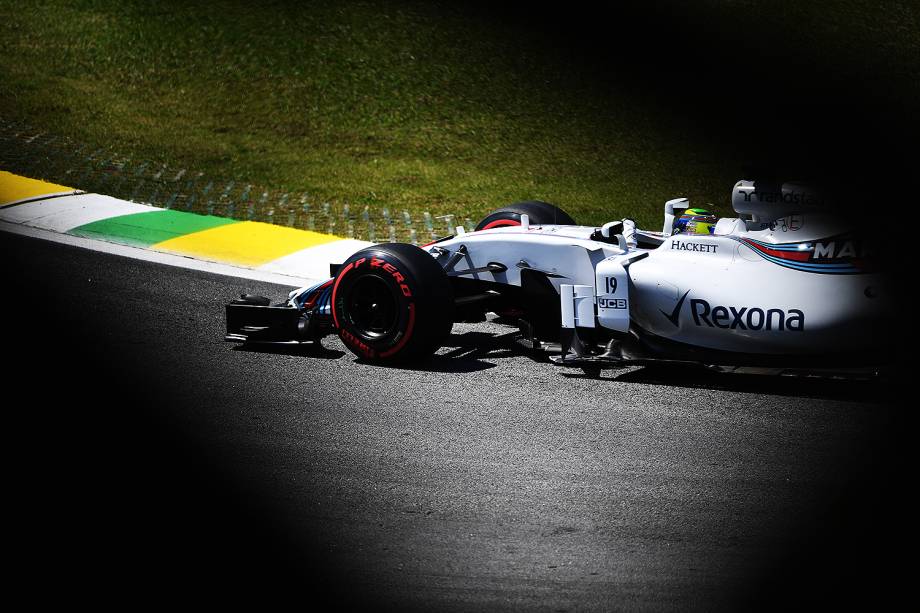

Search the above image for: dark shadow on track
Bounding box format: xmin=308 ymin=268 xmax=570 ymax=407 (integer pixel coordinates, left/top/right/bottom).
xmin=232 ymin=342 xmax=345 ymax=359
xmin=353 ymin=330 xmax=535 ymax=373
xmin=231 ymin=330 xmax=516 ymax=372
xmin=236 ymin=324 xmax=889 ymax=404
xmin=561 ymin=364 xmax=887 ymax=404
xmin=439 ymin=330 xmax=526 ymax=362
xmin=381 ymin=353 xmax=498 ymax=373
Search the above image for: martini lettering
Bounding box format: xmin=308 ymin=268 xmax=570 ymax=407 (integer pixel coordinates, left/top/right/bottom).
xmin=812 ymin=240 xmax=865 ymax=260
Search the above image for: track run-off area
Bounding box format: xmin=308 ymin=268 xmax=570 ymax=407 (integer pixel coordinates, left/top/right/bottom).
xmin=4 ymin=221 xmax=908 ymax=609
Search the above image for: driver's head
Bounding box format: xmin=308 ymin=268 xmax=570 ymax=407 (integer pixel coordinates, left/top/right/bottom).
xmin=674 ymin=208 xmax=718 ymax=235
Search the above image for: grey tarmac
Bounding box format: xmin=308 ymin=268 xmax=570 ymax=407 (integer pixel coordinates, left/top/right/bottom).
xmin=2 ymin=231 xmax=905 ymax=610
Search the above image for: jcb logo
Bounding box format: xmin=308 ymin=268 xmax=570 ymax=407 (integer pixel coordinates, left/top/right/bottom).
xmin=598 ymin=298 xmax=627 ymax=309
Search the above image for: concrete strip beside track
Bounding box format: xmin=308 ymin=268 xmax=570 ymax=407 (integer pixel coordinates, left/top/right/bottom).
xmin=1 ymin=193 xmax=163 ymax=231
xmin=0 ymin=170 xmax=372 ymax=283
xmin=0 ymin=219 xmax=320 ymax=286
xmin=258 ymin=238 xmax=378 ymax=279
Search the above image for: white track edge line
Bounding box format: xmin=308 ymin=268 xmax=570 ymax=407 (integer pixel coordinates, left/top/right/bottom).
xmin=0 ymin=189 xmax=86 ymax=208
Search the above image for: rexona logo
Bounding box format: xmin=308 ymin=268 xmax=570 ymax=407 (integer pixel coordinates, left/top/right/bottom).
xmin=661 ymin=290 xmax=805 ymax=332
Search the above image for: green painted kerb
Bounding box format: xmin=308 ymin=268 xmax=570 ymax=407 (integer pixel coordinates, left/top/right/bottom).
xmin=69 ymin=210 xmax=238 ymax=247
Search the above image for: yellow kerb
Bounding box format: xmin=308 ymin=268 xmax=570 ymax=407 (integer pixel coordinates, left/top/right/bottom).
xmin=153 ymin=220 xmax=342 ymax=266
xmin=0 ymin=171 xmax=75 ymax=206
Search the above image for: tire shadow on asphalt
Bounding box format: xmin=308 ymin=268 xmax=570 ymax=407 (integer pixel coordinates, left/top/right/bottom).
xmin=231 ymin=342 xmax=346 ymax=359
xmin=565 ymin=364 xmax=887 ymax=404
xmin=353 ymin=330 xmax=532 ymax=373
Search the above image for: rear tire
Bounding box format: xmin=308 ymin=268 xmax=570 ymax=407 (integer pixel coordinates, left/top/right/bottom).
xmin=475 ymin=201 xmax=576 ymax=231
xmin=331 ymin=243 xmax=453 ymax=363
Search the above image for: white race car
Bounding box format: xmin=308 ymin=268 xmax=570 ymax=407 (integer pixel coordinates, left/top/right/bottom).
xmin=226 ymin=180 xmax=889 ymax=377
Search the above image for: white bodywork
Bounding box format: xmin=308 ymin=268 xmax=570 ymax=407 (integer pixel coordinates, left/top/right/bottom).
xmin=424 ymin=201 xmax=887 ymax=358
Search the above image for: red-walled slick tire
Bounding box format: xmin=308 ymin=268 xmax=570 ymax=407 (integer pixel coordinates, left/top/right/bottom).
xmin=331 ymin=243 xmax=454 ymax=363
xmin=475 ymin=200 xmax=576 ymax=231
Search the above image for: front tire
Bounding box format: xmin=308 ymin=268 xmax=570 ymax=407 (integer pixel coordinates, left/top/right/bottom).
xmin=331 ymin=243 xmax=453 ymax=363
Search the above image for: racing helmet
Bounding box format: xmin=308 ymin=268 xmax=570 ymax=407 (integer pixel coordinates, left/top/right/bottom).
xmin=674 ymin=208 xmax=718 ymax=235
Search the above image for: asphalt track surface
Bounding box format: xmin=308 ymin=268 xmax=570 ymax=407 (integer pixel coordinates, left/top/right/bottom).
xmin=5 ymin=231 xmax=909 ymax=610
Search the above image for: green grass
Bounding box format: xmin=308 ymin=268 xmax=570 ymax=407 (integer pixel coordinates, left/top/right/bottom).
xmin=1 ymin=0 xmax=916 ymax=232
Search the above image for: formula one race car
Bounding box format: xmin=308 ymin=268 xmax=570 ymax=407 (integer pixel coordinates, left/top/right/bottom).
xmin=226 ymin=180 xmax=890 ymax=377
